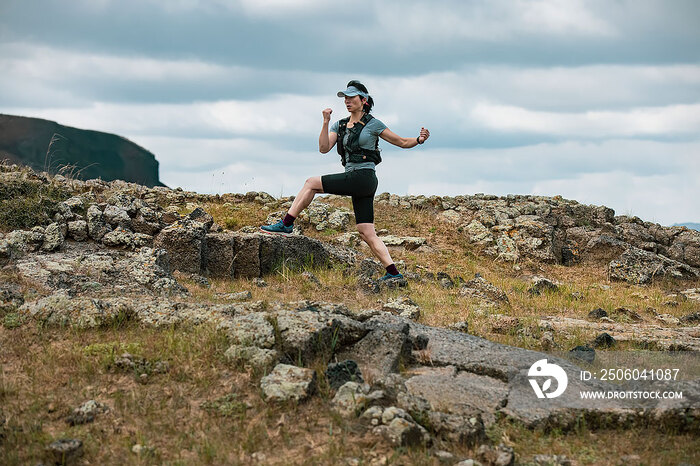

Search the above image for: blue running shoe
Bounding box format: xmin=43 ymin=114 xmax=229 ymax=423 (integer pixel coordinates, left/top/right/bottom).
xmin=378 ymin=272 xmax=404 ymax=281
xmin=260 ymin=219 xmax=293 ymax=236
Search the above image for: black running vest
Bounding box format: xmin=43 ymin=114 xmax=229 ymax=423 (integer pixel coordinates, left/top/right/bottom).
xmin=336 ymin=113 xmax=382 ymax=166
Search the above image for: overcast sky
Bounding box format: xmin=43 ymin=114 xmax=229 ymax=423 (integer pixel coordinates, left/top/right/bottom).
xmin=1 ymin=0 xmax=699 ymax=225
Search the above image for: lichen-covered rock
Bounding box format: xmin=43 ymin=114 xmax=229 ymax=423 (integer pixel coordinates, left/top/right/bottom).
xmin=332 ymin=381 xmax=371 ymax=416
xmin=41 ymin=222 xmax=64 ymax=251
xmin=18 ymin=291 xmax=134 ymax=328
xmin=65 ymin=400 xmax=109 ymax=426
xmin=609 ymin=247 xmax=700 ymax=284
xmin=460 ymin=275 xmax=509 ymax=304
xmin=103 ymin=204 xmax=131 ymax=228
xmin=224 ymin=345 xmax=279 ymax=370
xmin=45 ymin=438 xmax=83 ymax=465
xmin=260 ymin=363 xmax=316 ymax=402
xmin=382 ymin=296 xmax=421 ymax=320
xmin=87 ymin=204 xmax=111 ymax=241
xmin=221 ymin=312 xmax=276 ymax=349
xmin=67 ymin=220 xmax=88 ymax=241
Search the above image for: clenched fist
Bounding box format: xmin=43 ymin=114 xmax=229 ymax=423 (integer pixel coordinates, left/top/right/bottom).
xmin=418 ymin=127 xmax=430 ymax=144
xmin=322 ymin=108 xmax=333 ymax=122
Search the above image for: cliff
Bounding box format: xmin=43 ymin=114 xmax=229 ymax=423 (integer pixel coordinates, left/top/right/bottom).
xmin=0 ymin=114 xmax=164 ymax=187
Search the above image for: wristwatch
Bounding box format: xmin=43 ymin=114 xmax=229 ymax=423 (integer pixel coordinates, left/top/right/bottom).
xmin=416 ymin=136 xmax=423 ymax=145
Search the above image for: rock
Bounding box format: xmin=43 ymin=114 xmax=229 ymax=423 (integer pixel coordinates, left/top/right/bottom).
xmin=45 ymin=439 xmax=83 ymax=465
xmin=476 ymin=444 xmax=514 ymax=466
xmin=41 ymin=222 xmax=64 ymax=251
xmin=260 ymin=364 xmax=317 ymax=402
xmin=464 ymin=220 xmax=494 ymax=245
xmin=357 ymin=276 xmax=381 ymax=294
xmin=668 ymin=229 xmax=700 ymax=268
xmin=680 ymin=288 xmax=700 ymax=302
xmin=433 ymin=450 xmax=455 ymax=463
xmin=335 ymin=319 xmax=411 ymax=380
xmin=219 ymin=291 xmax=252 ymax=301
xmin=531 ymin=454 xmax=572 ymax=465
xmin=437 ymin=271 xmax=454 ymax=289
xmin=224 ymin=345 xmax=279 ymax=370
xmin=380 ymin=235 xmax=427 ymax=251
xmin=448 ymin=321 xmax=469 ymax=333
xmin=680 ymin=312 xmax=700 ymax=325
xmin=87 ymin=204 xmax=111 ymax=240
xmin=655 ymin=314 xmax=680 ymax=326
xmin=528 ymin=276 xmax=559 ymax=295
xmin=609 ymin=247 xmax=700 ymax=284
xmin=223 ymin=312 xmax=276 ymax=349
xmin=357 ymin=258 xmax=383 ymax=278
xmin=186 ymin=207 xmax=214 ymax=229
xmin=613 ymin=307 xmax=644 ymax=323
xmin=588 ymin=308 xmax=608 ymax=320
xmin=540 ymin=330 xmax=556 ymax=350
xmin=332 ymin=381 xmax=371 ymax=416
xmin=18 ymin=291 xmax=134 ymax=328
xmin=403 ymin=365 xmax=505 ymax=429
xmin=326 ymin=360 xmax=364 ymax=390
xmin=65 ymin=400 xmax=109 ymax=426
xmin=491 ymin=315 xmax=521 ymax=334
xmin=103 ymin=204 xmax=131 ymax=228
xmin=327 ymin=209 xmax=352 ymax=230
xmin=101 ymin=227 xmax=136 ymax=248
xmin=67 ymin=220 xmax=88 ymax=241
xmin=439 ymin=209 xmax=462 ymax=224
xmin=460 ymin=274 xmax=509 ymax=304
xmin=153 ymin=218 xmax=207 ymax=275
xmin=333 ymin=232 xmax=362 ymax=248
xmin=374 ymin=416 xmax=431 ymax=448
xmin=382 ymin=296 xmax=421 ymax=320
xmin=204 ymin=233 xmax=235 ymax=278
xmin=454 ymin=461 xmax=483 ymax=466
xmin=592 ymin=332 xmax=616 ymax=349
xmin=568 ymin=344 xmax=595 ymax=364
xmin=272 ymin=307 xmax=368 ymax=364
xmin=496 ymin=234 xmax=519 ymax=261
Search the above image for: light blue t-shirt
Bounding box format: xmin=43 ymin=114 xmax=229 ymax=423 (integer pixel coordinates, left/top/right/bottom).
xmin=330 ymin=116 xmax=387 ymax=171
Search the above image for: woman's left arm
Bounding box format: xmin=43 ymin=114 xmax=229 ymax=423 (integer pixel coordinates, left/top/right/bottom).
xmin=379 ymin=127 xmax=430 ymax=148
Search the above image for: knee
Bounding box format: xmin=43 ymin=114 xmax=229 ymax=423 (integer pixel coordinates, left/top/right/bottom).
xmin=357 ymin=227 xmax=375 ymax=241
xmin=304 ymin=177 xmax=321 ymax=191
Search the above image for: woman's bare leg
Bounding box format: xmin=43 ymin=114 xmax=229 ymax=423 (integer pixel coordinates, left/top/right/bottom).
xmin=356 ymin=223 xmax=393 ymax=266
xmin=288 ymin=176 xmax=324 ymax=218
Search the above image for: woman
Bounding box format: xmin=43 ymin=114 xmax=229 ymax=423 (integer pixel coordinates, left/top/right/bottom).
xmin=261 ymin=80 xmax=430 ymax=281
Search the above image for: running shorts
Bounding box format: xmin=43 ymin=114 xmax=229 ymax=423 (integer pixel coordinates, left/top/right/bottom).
xmin=321 ymin=168 xmax=378 ymax=224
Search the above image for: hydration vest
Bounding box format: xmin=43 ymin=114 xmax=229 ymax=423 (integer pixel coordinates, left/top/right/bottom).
xmin=336 ymin=113 xmax=382 ymax=166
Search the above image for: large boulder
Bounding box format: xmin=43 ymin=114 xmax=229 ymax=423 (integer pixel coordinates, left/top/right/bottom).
xmin=609 ymin=247 xmax=700 ymax=284
xmin=153 ymin=218 xmax=208 ymax=275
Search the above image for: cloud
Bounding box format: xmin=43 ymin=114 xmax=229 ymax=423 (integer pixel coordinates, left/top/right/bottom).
xmin=471 ymin=102 xmax=700 ymax=137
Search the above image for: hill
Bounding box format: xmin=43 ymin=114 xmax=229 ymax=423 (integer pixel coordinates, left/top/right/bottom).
xmin=1 ymin=162 xmax=698 ymax=465
xmin=0 ymin=114 xmax=164 ymax=187
xmin=675 ymin=222 xmax=700 ymax=231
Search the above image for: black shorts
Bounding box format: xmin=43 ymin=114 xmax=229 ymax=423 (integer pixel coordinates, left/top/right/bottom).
xmin=321 ymin=169 xmax=378 ymax=224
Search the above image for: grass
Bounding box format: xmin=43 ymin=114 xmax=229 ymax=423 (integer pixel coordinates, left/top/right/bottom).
xmin=0 ymin=166 xmax=72 ymax=231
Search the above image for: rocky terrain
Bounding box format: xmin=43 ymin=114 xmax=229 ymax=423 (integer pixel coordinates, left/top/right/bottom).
xmin=1 ymin=162 xmax=699 ymax=465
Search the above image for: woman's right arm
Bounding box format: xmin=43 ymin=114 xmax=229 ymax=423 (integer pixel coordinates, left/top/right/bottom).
xmin=319 ymin=108 xmax=338 ymax=153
